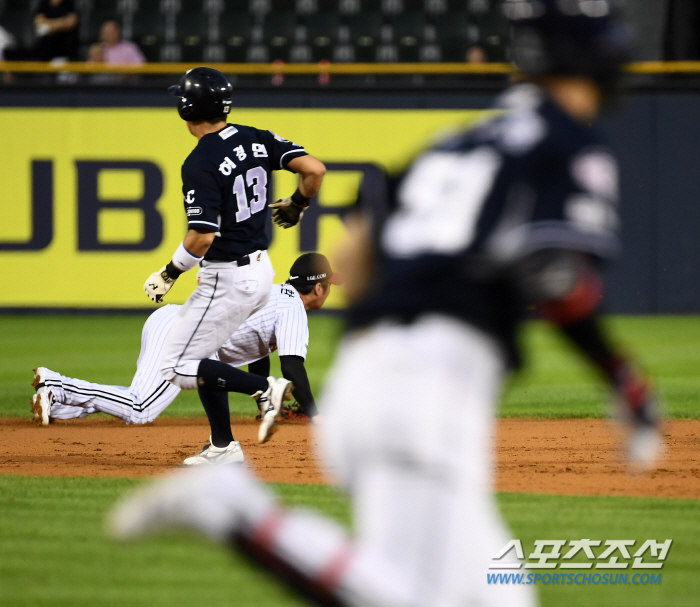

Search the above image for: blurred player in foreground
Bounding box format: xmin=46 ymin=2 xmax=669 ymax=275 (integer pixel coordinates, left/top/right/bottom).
xmin=108 ymin=2 xmax=662 ymax=605
xmin=31 ymin=254 xmax=339 ymax=457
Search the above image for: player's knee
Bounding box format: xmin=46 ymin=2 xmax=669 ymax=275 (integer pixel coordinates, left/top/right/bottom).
xmin=161 ymin=365 xmax=198 ymax=390
xmin=125 ymin=412 xmax=147 ymax=425
xmin=127 ymin=409 xmax=157 ymax=425
xmin=160 ymin=365 xmax=187 ymax=389
xmin=160 ymin=365 xmax=176 ymax=384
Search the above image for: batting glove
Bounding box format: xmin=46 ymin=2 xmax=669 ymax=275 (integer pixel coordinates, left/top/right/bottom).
xmin=269 ymin=189 xmax=311 ymax=229
xmin=144 ymin=263 xmax=181 ymax=303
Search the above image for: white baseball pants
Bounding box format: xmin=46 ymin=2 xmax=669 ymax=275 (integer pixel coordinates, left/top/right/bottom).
xmin=47 ymin=305 xmax=182 ymax=424
xmin=160 ymin=251 xmax=274 ymax=390
xmin=316 ymin=315 xmax=536 ymax=607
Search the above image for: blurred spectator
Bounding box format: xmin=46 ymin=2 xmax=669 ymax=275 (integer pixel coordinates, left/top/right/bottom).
xmin=34 ymin=0 xmax=79 ymax=61
xmin=0 ymin=24 xmax=15 ymax=61
xmin=89 ymin=19 xmax=145 ymax=65
xmin=664 ymin=0 xmax=700 ymax=60
xmin=466 ymin=44 xmax=487 ymax=63
xmin=87 ymin=43 xmax=103 ymax=63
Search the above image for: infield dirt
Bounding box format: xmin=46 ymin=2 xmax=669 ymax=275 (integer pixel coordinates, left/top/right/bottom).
xmin=1 ymin=417 xmax=699 ymax=498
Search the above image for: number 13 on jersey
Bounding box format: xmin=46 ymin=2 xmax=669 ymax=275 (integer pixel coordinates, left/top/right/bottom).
xmin=234 ymin=166 xmax=268 ymax=222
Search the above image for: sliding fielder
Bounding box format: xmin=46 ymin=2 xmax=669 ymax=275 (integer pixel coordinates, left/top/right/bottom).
xmin=31 ymin=253 xmax=340 ymax=463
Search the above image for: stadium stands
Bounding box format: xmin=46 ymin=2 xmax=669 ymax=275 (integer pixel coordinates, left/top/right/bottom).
xmin=0 ymin=0 xmax=510 ymax=63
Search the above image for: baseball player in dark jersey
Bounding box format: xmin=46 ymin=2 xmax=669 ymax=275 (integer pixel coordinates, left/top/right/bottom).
xmin=145 ymin=67 xmax=325 ymax=462
xmin=108 ymin=3 xmax=660 ymax=605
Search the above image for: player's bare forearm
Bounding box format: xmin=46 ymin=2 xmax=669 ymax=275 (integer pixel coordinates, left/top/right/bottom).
xmin=334 ymin=212 xmax=374 ymax=304
xmin=183 ymin=229 xmax=216 ymax=258
xmin=270 ymin=156 xmax=325 ymax=228
xmin=288 ymin=155 xmax=326 ymax=199
xmin=35 ymin=13 xmax=78 ymax=33
xmin=57 ymin=13 xmax=78 ymax=32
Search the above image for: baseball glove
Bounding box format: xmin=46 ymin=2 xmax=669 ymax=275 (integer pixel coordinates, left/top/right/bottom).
xmin=280 ymin=399 xmax=309 ymax=422
xmin=269 ymin=189 xmax=311 ymax=228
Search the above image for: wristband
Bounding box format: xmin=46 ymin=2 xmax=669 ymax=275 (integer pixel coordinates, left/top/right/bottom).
xmin=291 ymin=189 xmax=312 ymax=208
xmin=171 ymin=241 xmax=203 ymax=273
xmin=164 ymin=262 xmax=183 ymax=280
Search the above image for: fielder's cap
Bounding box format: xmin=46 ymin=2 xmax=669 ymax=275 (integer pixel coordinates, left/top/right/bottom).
xmin=288 ymin=253 xmax=343 ymax=286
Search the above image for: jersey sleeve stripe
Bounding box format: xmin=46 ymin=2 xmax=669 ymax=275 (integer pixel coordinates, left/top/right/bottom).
xmin=279 ymin=148 xmax=307 ymax=169
xmin=187 ymin=220 xmax=220 ymax=228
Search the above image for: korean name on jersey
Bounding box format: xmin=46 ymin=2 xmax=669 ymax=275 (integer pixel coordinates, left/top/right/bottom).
xmin=182 ymin=125 xmax=307 ymax=261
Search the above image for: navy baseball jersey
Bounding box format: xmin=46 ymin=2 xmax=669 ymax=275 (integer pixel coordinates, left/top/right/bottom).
xmin=181 ymin=124 xmax=308 ymax=260
xmin=351 ymin=83 xmax=621 ymax=366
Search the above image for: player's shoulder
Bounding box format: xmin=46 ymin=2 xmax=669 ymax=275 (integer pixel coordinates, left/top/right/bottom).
xmin=502 ymin=84 xmax=606 ymax=156
xmin=189 ymin=124 xmax=250 ymax=153
xmin=221 ymin=123 xmax=270 ymax=143
xmin=436 ymin=84 xmax=552 ymax=159
xmin=441 ymin=84 xmax=604 ymax=162
xmin=183 ymin=139 xmax=212 ymax=172
xmin=182 ymin=129 xmax=230 ymax=170
xmin=229 ymin=125 xmax=303 ymax=149
xmin=273 ymin=282 xmax=305 ymax=309
xmin=274 ymin=282 xmax=303 ymax=301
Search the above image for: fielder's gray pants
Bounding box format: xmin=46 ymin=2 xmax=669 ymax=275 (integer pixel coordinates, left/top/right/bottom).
xmin=160 ymin=251 xmax=274 ymax=390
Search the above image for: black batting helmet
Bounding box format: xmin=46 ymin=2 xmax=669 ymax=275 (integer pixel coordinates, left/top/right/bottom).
xmin=168 ymin=67 xmax=233 ymax=122
xmin=503 ymin=0 xmax=631 ymax=91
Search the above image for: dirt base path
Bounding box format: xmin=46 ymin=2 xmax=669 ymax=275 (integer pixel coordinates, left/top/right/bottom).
xmin=496 ymin=419 xmax=700 ymax=499
xmin=0 ymin=417 xmax=328 ymax=484
xmin=1 ymin=417 xmax=699 ymax=498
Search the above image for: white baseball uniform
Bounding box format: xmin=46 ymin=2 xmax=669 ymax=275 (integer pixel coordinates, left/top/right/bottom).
xmin=158 ymin=123 xmax=307 ymax=392
xmin=315 ymin=316 xmax=533 ymax=606
xmin=160 ymin=254 xmax=275 ymax=390
xmin=46 ymin=284 xmax=309 ymax=424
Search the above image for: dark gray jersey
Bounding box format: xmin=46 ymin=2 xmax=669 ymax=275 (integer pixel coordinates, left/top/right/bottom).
xmin=351 ymin=84 xmax=620 ymax=366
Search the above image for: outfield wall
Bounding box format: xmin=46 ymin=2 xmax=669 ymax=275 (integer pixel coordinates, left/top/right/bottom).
xmin=1 ymin=89 xmax=700 ymax=313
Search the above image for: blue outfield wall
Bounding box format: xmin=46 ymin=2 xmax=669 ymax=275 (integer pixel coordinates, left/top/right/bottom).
xmin=0 ymin=88 xmax=698 ymax=314
xmin=598 ymin=93 xmax=700 ymax=314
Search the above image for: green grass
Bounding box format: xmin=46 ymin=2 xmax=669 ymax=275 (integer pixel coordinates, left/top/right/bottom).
xmin=2 ymin=315 xmax=699 ymax=605
xmin=501 ymin=316 xmax=700 ymax=418
xmin=0 ymin=475 xmax=697 ymax=607
xmin=500 ymin=493 xmax=700 ymax=607
xmin=0 ymin=476 xmax=330 ymax=607
xmin=0 ymin=314 xmax=343 ymax=419
xmin=0 ymin=314 xmax=699 ymax=419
